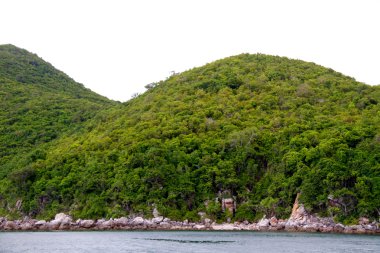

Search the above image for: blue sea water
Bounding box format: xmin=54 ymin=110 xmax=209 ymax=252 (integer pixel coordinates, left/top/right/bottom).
xmin=0 ymin=231 xmax=379 ymax=253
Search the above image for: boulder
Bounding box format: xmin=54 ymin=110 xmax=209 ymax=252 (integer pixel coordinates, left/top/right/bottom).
xmin=152 ymin=216 xmax=164 ymax=224
xmin=197 ymin=212 xmax=206 ymax=219
xmin=34 ymin=220 xmax=47 ymax=230
xmin=257 ymin=217 xmax=270 ymax=228
xmin=47 ymin=213 xmax=72 ymax=230
xmin=344 ymin=226 xmax=354 ymax=234
xmin=141 ymin=219 xmax=151 ymax=226
xmin=114 ymin=217 xmax=129 ymax=227
xmin=20 ymin=222 xmax=33 ymax=230
xmin=285 ymin=220 xmax=299 ymax=231
xmin=320 ymin=226 xmax=333 ymax=233
xmin=172 ymin=221 xmax=183 ymax=227
xmin=269 ymin=216 xmax=278 ymax=226
xmin=349 ymin=224 xmax=368 ymax=234
xmin=54 ymin=213 xmax=72 ymax=224
xmin=95 ymin=219 xmax=114 ymax=230
xmin=364 ymin=224 xmax=376 ymax=231
xmin=248 ymin=223 xmax=259 ymax=231
xmin=194 ymin=224 xmax=206 ymax=230
xmin=47 ymin=220 xmax=61 ymax=230
xmin=302 ymin=224 xmax=318 ymax=233
xmin=80 ymin=219 xmax=95 ymax=228
xmin=153 ymin=207 xmax=160 ymax=218
xmin=359 ymin=217 xmax=370 ymax=225
xmin=276 ymin=221 xmax=286 ymax=229
xmin=238 ymin=223 xmax=250 ymax=230
xmin=333 ymin=223 xmax=345 ymax=233
xmin=159 ymin=221 xmax=171 ymax=229
xmin=204 ymin=218 xmax=212 ymax=225
xmin=221 ymin=198 xmax=236 ymax=213
xmin=131 ymin=217 xmax=145 ymax=226
xmin=211 ymin=223 xmax=236 ymax=230
xmin=4 ymin=221 xmax=20 ymax=230
xmin=0 ymin=217 xmax=6 ymax=229
xmin=319 ymin=217 xmax=335 ymax=226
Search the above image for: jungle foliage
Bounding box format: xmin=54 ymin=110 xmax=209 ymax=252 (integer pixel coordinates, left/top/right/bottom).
xmin=0 ymin=45 xmax=379 ymax=223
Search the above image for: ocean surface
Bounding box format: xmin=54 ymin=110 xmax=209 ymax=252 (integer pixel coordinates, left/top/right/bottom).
xmin=0 ymin=231 xmax=379 ymax=253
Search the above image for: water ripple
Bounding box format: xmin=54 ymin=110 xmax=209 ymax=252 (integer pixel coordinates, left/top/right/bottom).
xmin=141 ymin=238 xmax=235 ymax=244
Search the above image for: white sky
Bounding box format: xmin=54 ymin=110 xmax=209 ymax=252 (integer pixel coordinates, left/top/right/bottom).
xmin=1 ymin=0 xmax=379 ymax=102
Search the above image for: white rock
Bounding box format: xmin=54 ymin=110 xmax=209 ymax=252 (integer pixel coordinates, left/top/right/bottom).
xmin=132 ymin=217 xmax=144 ymax=225
xmin=52 ymin=213 xmax=72 ymax=227
xmin=114 ymin=217 xmax=129 ymax=226
xmin=152 ymin=216 xmax=164 ymax=224
xmin=103 ymin=220 xmax=114 ymax=227
xmin=211 ymin=223 xmax=236 ymax=230
xmin=80 ymin=220 xmax=95 ymax=228
xmin=153 ymin=207 xmax=160 ymax=218
xmin=159 ymin=221 xmax=171 ymax=228
xmin=35 ymin=220 xmax=46 ymax=226
xmin=204 ymin=218 xmax=212 ymax=224
xmin=194 ymin=224 xmax=206 ymax=230
xmin=258 ymin=218 xmax=270 ymax=227
xmin=198 ymin=212 xmax=206 ymax=219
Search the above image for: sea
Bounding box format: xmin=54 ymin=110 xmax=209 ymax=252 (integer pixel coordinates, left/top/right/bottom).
xmin=0 ymin=231 xmax=379 ymax=253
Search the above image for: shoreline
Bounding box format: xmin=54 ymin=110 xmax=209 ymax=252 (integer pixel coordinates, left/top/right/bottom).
xmin=1 ymin=214 xmax=379 ymax=235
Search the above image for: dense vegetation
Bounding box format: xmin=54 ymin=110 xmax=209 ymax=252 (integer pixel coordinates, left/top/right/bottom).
xmin=0 ymin=45 xmax=379 ymax=224
xmin=0 ymin=45 xmax=114 ymax=214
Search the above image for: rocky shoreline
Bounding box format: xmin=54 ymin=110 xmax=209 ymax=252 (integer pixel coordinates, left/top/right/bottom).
xmin=0 ymin=213 xmax=378 ymax=234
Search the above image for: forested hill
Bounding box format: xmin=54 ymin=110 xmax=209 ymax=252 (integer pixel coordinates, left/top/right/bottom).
xmin=0 ymin=47 xmax=379 ymax=224
xmin=0 ymin=44 xmax=114 ymax=181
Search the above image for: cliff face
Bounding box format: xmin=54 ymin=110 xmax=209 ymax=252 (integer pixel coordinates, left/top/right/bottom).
xmin=0 ymin=46 xmax=379 ymax=223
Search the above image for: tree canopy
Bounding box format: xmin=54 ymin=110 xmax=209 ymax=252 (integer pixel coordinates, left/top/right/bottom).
xmin=0 ymin=46 xmax=379 ymax=224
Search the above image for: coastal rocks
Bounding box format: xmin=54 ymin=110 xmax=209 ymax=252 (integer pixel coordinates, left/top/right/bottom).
xmin=0 ymin=217 xmax=6 ymax=230
xmin=132 ymin=217 xmax=145 ymax=226
xmin=4 ymin=220 xmax=19 ymax=230
xmin=79 ymin=219 xmax=95 ymax=228
xmin=359 ymin=217 xmax=370 ymax=225
xmin=158 ymin=221 xmax=171 ymax=229
xmin=269 ymin=216 xmax=278 ymax=226
xmin=302 ymin=224 xmax=319 ymax=233
xmin=333 ymin=223 xmax=345 ymax=233
xmin=34 ymin=220 xmax=47 ymax=230
xmin=46 ymin=213 xmax=73 ymax=230
xmin=1 ymin=213 xmax=379 ymax=234
xmin=114 ymin=217 xmax=129 ymax=227
xmin=96 ymin=219 xmax=114 ymax=230
xmin=152 ymin=216 xmax=164 ymax=224
xmin=211 ymin=223 xmax=238 ymax=230
xmin=193 ymin=224 xmax=206 ymax=230
xmin=257 ymin=217 xmax=270 ymax=228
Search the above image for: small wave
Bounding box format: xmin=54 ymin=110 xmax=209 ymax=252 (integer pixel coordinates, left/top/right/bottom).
xmin=142 ymin=238 xmax=235 ymax=244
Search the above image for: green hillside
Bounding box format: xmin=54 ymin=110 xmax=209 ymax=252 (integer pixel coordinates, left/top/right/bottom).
xmin=0 ymin=45 xmax=114 ymax=202
xmin=0 ymin=47 xmax=379 ymax=223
